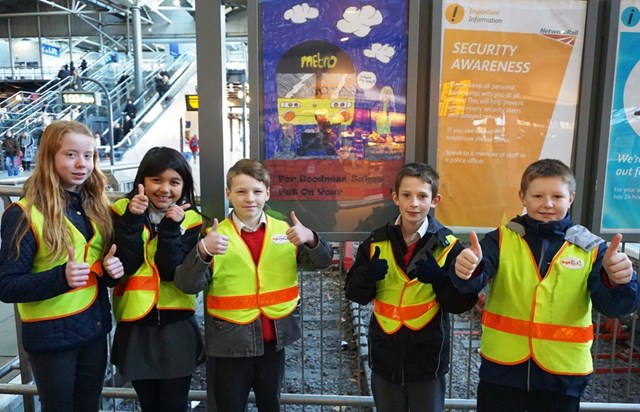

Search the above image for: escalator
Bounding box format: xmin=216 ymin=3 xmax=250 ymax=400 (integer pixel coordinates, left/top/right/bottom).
xmin=0 ymin=51 xmax=196 ymax=183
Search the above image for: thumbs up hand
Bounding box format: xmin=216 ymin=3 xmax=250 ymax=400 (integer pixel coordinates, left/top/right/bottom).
xmin=199 ymin=218 xmax=229 ymax=258
xmin=455 ymin=231 xmax=483 ymax=280
xmin=103 ymin=244 xmax=125 ymax=279
xmin=165 ymin=201 xmax=191 ymax=223
xmin=286 ymin=211 xmax=315 ymax=246
xmin=128 ymin=184 xmax=149 ymax=215
xmin=603 ymin=234 xmax=633 ymax=285
xmin=369 ymin=246 xmax=388 ymax=281
xmin=66 ymin=247 xmax=90 ymax=288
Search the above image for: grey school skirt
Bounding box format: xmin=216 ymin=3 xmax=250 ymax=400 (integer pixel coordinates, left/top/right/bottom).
xmin=111 ymin=316 xmax=205 ymax=382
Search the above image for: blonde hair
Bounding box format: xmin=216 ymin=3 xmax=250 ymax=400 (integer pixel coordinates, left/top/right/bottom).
xmin=15 ymin=120 xmax=114 ymax=260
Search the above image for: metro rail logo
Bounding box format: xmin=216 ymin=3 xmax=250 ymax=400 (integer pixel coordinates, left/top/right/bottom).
xmin=560 ymin=257 xmax=585 ymax=270
xmin=272 ymin=234 xmax=289 ymax=245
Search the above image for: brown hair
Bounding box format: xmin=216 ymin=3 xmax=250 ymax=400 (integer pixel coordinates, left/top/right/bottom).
xmin=394 ymin=162 xmax=439 ymax=194
xmin=520 ymin=158 xmax=576 ymax=194
xmin=226 ymin=159 xmax=270 ymax=189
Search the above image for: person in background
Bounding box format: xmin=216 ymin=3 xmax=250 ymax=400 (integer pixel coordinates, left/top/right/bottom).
xmin=80 ymin=58 xmax=88 ymax=72
xmin=19 ymin=130 xmax=35 ymax=172
xmin=0 ymin=120 xmax=124 ymax=411
xmin=345 ymin=162 xmax=477 ymax=412
xmin=188 ymin=134 xmax=199 ymax=164
xmin=112 ymin=121 xmax=123 ymax=146
xmin=124 ymin=99 xmax=138 ymax=120
xmin=111 ymin=147 xmax=206 ymax=412
xmin=450 ymin=158 xmax=640 ymax=412
xmin=122 ymin=115 xmax=134 ymax=137
xmin=2 ymin=130 xmax=21 ymax=176
xmin=175 ymin=158 xmax=333 ymax=412
xmin=57 ymin=65 xmax=70 ymax=80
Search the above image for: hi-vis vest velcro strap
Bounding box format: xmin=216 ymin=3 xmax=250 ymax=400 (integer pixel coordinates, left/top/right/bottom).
xmin=15 ymin=199 xmax=102 ymax=322
xmin=482 ymin=311 xmax=594 ymax=343
xmin=207 ymin=285 xmax=299 ymax=310
xmin=374 ymin=299 xmax=438 ymax=321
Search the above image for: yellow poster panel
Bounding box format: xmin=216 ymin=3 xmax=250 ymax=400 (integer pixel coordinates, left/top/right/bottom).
xmin=436 ymin=27 xmax=581 ymax=229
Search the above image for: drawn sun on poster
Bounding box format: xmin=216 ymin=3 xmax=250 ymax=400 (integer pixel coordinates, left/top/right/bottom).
xmin=623 ymin=60 xmax=640 ymax=136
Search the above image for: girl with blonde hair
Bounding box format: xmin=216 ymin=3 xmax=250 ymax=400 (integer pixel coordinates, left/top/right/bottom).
xmin=0 ymin=120 xmax=124 ymax=411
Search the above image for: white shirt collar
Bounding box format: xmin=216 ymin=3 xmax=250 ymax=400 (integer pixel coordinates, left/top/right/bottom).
xmin=231 ymin=210 xmax=267 ymax=233
xmin=394 ymin=214 xmax=430 ymax=245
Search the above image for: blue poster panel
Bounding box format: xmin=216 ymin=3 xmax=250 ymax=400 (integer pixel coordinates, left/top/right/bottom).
xmin=601 ymin=0 xmax=640 ymax=233
xmin=259 ymin=0 xmax=409 ymax=235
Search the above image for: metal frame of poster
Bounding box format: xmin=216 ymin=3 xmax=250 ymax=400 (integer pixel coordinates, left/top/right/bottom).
xmin=431 ymin=0 xmax=588 ymax=234
xmin=249 ymin=0 xmax=423 ymax=241
xmin=592 ymin=0 xmax=640 ymax=241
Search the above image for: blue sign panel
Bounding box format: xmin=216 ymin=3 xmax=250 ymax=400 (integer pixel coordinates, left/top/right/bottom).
xmin=42 ymin=44 xmax=60 ymax=57
xmin=169 ymin=43 xmax=180 ymax=57
xmin=600 ymin=0 xmax=640 ymax=233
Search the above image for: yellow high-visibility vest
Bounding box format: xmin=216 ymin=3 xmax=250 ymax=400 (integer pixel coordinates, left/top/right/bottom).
xmin=206 ymin=216 xmax=298 ymax=324
xmin=111 ymin=198 xmax=203 ymax=322
xmin=373 ymin=235 xmax=457 ymax=334
xmin=15 ymin=199 xmax=103 ymax=322
xmin=480 ymin=226 xmax=597 ymax=375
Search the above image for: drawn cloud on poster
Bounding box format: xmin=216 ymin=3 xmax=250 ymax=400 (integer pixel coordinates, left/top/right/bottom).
xmin=357 ymin=71 xmax=377 ymax=89
xmin=364 ymin=43 xmax=395 ymax=63
xmin=283 ymin=3 xmax=319 ymax=24
xmin=337 ymin=5 xmax=383 ymax=37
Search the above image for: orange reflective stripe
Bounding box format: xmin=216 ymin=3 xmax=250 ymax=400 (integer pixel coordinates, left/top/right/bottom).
xmin=374 ymin=299 xmax=436 ymax=321
xmin=89 ymin=261 xmax=103 ymax=277
xmin=483 ymin=311 xmax=593 ymax=343
xmin=207 ymin=286 xmax=299 ymax=310
xmin=121 ymin=276 xmax=157 ymax=292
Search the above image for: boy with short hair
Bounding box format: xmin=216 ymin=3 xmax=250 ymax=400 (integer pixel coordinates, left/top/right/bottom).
xmin=451 ymin=158 xmax=640 ymax=412
xmin=345 ymin=162 xmax=477 ymax=412
xmin=174 ymin=158 xmax=333 ymax=412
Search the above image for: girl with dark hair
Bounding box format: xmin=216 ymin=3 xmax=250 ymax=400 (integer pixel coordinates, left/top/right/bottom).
xmin=110 ymin=146 xmax=206 ymax=412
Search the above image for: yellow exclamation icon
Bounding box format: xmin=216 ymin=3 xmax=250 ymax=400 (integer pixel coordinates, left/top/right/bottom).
xmin=445 ymin=4 xmax=464 ymax=24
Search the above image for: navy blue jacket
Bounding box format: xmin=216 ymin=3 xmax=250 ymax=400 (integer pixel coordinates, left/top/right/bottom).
xmin=0 ymin=192 xmax=115 ymax=353
xmin=449 ymin=214 xmax=640 ymax=397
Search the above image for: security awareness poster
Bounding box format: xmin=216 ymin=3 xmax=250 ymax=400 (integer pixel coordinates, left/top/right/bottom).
xmin=600 ymin=0 xmax=640 ymax=233
xmin=435 ymin=0 xmax=586 ymax=230
xmin=260 ymin=0 xmax=407 ymax=204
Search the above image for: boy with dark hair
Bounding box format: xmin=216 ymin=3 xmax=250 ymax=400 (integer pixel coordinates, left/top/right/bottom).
xmin=175 ymin=158 xmax=333 ymax=412
xmin=345 ymin=162 xmax=477 ymax=412
xmin=451 ymin=158 xmax=640 ymax=412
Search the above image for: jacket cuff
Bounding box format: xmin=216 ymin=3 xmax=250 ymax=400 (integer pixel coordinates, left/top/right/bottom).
xmin=122 ymin=208 xmax=146 ymax=225
xmin=470 ymin=262 xmax=484 ymax=278
xmin=601 ymin=269 xmax=621 ymax=289
xmin=159 ymin=216 xmax=182 ymax=232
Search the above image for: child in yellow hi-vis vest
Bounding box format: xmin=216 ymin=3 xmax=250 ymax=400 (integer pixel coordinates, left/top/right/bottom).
xmin=0 ymin=120 xmax=124 ymax=411
xmin=175 ymin=158 xmax=333 ymax=412
xmin=345 ymin=162 xmax=477 ymax=412
xmin=451 ymin=158 xmax=640 ymax=412
xmin=110 ymin=147 xmax=206 ymax=411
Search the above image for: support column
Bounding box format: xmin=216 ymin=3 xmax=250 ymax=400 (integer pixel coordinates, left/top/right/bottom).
xmin=131 ymin=6 xmax=144 ymax=99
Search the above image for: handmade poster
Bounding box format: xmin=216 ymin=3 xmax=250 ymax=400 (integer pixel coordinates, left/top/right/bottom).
xmin=260 ymin=0 xmax=408 ymax=203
